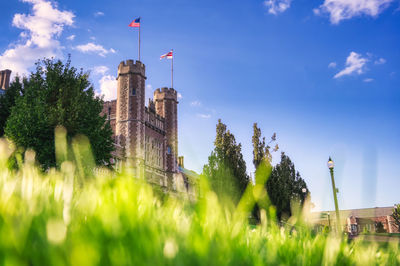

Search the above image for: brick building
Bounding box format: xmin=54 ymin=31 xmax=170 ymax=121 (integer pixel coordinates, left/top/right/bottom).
xmin=312 ymin=206 xmax=399 ymax=235
xmin=101 ymin=60 xmax=196 ymax=197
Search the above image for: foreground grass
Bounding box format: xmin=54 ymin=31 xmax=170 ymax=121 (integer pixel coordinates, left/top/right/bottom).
xmin=0 ymin=140 xmax=399 ymax=265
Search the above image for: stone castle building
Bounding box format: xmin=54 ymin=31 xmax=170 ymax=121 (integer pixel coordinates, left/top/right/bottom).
xmin=0 ymin=69 xmax=11 ymax=95
xmin=101 ymin=60 xmax=196 ymax=196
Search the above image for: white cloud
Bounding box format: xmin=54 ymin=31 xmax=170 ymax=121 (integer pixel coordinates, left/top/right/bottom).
xmin=334 ymin=52 xmax=367 ymax=78
xmin=197 ymin=113 xmax=211 ymax=119
xmin=363 ymin=78 xmax=374 ymax=82
xmin=66 ymin=34 xmax=75 ymax=41
xmin=93 ymin=65 xmax=109 ymax=75
xmin=264 ymin=0 xmax=291 ymax=15
xmin=328 ymin=62 xmax=337 ymax=68
xmin=190 ymin=100 xmax=201 ymax=107
xmin=314 ymin=0 xmax=394 ymax=24
xmin=90 ymin=36 xmax=96 ymax=41
xmin=177 ymin=93 xmax=182 ymax=99
xmin=74 ymin=42 xmax=116 ymax=57
xmin=374 ymin=57 xmax=386 ymax=65
xmin=0 ymin=0 xmax=74 ymax=76
xmin=99 ymin=75 xmax=117 ymax=101
xmin=94 ymin=11 xmax=104 ymax=17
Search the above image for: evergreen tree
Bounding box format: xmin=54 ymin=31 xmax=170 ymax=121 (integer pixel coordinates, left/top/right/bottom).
xmin=252 ymin=123 xmax=278 ymax=168
xmin=266 ymin=152 xmax=308 ymax=220
xmin=392 ymin=204 xmax=400 ymax=232
xmin=251 ymin=123 xmax=278 ymax=222
xmin=251 ymin=124 xmax=308 ymax=220
xmin=5 ymin=58 xmax=114 ymax=169
xmin=203 ymin=119 xmax=249 ymax=204
xmin=0 ymin=76 xmax=23 ymax=136
xmin=375 ymin=221 xmax=386 ymax=233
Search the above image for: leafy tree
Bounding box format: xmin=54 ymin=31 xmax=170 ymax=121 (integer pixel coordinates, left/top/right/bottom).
xmin=252 ymin=123 xmax=278 ymax=168
xmin=375 ymin=221 xmax=386 ymax=233
xmin=392 ymin=204 xmax=400 ymax=232
xmin=5 ymin=58 xmax=114 ymax=169
xmin=203 ymin=119 xmax=249 ymax=204
xmin=252 ymin=123 xmax=308 ymax=220
xmin=0 ymin=76 xmax=23 ymax=136
xmin=266 ymin=152 xmax=308 ymax=220
xmin=251 ymin=123 xmax=278 ymax=222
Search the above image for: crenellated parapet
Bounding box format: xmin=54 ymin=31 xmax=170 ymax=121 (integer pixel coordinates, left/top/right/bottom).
xmin=154 ymin=87 xmax=178 ymax=102
xmin=117 ymin=60 xmax=146 ymax=80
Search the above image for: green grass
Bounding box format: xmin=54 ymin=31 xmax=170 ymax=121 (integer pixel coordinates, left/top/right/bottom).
xmin=0 ymin=137 xmax=399 ymax=265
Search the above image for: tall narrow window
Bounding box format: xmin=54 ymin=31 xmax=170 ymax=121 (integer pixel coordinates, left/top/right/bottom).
xmin=167 ymin=146 xmax=171 ymax=155
xmin=131 ymin=88 xmax=136 ymax=96
xmin=108 ymin=107 xmax=111 ymax=119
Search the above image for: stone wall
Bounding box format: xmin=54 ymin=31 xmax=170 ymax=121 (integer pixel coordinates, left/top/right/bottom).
xmin=116 ymin=60 xmax=146 ymax=178
xmin=154 ymin=87 xmax=178 ymax=173
xmin=0 ymin=69 xmax=11 ymax=90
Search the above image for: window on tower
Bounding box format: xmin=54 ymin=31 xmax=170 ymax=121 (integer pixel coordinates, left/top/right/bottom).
xmin=131 ymin=88 xmax=136 ymax=96
xmin=167 ymin=146 xmax=171 ymax=155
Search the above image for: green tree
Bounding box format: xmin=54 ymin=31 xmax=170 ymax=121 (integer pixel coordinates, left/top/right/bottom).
xmin=0 ymin=76 xmax=23 ymax=136
xmin=266 ymin=152 xmax=308 ymax=220
xmin=375 ymin=221 xmax=386 ymax=233
xmin=392 ymin=204 xmax=400 ymax=232
xmin=251 ymin=123 xmax=278 ymax=222
xmin=203 ymin=119 xmax=249 ymax=204
xmin=5 ymin=58 xmax=114 ymax=169
xmin=252 ymin=123 xmax=278 ymax=168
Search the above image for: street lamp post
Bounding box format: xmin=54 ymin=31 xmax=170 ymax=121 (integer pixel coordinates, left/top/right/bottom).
xmin=328 ymin=157 xmax=341 ymax=233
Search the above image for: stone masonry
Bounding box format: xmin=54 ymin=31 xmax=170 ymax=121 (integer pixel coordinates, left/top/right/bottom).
xmin=101 ymin=60 xmax=182 ymax=189
xmin=0 ymin=69 xmax=11 ymax=92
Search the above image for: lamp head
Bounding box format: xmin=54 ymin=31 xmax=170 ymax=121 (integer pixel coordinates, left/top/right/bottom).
xmin=327 ymin=157 xmax=334 ymax=169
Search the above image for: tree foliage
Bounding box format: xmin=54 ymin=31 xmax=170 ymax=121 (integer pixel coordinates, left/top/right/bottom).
xmin=375 ymin=221 xmax=386 ymax=233
xmin=0 ymin=76 xmax=23 ymax=136
xmin=252 ymin=123 xmax=307 ymax=221
xmin=266 ymin=152 xmax=308 ymax=220
xmin=392 ymin=204 xmax=400 ymax=232
xmin=4 ymin=58 xmax=114 ymax=169
xmin=203 ymin=119 xmax=249 ymax=204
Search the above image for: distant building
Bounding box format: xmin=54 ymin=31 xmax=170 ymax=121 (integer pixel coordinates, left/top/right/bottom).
xmin=0 ymin=69 xmax=12 ymax=95
xmin=101 ymin=60 xmax=197 ymax=198
xmin=312 ymin=206 xmax=398 ymax=235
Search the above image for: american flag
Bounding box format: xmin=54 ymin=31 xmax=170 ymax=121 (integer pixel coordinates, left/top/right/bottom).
xmin=160 ymin=51 xmax=173 ymax=60
xmin=128 ymin=17 xmax=140 ymax=27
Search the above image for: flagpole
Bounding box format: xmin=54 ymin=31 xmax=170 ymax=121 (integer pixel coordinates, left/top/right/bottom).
xmin=171 ymin=49 xmax=173 ymax=89
xmin=138 ymin=21 xmax=141 ymax=61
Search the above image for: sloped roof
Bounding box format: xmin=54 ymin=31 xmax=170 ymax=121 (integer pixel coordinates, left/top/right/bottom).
xmin=312 ymin=206 xmax=395 ymax=221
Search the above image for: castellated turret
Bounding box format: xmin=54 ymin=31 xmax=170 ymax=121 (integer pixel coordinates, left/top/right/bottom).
xmin=100 ymin=59 xmax=190 ymax=192
xmin=154 ymin=87 xmax=178 ymax=173
xmin=116 ymin=60 xmax=146 ymax=176
xmin=0 ymin=69 xmax=11 ymax=91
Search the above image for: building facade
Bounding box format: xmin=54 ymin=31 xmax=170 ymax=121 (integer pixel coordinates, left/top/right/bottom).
xmin=101 ymin=60 xmax=196 ymax=197
xmin=312 ymin=207 xmax=399 ymax=235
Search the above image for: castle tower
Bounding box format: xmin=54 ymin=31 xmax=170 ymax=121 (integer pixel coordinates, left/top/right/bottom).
xmin=116 ymin=60 xmax=146 ymax=176
xmin=0 ymin=69 xmax=11 ymax=90
xmin=154 ymin=87 xmax=178 ymax=173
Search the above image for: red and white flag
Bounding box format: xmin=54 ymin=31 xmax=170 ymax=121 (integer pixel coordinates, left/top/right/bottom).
xmin=128 ymin=17 xmax=140 ymax=27
xmin=160 ymin=50 xmax=173 ymax=60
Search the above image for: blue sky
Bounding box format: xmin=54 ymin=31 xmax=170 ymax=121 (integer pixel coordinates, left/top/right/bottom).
xmin=0 ymin=0 xmax=399 ymax=211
